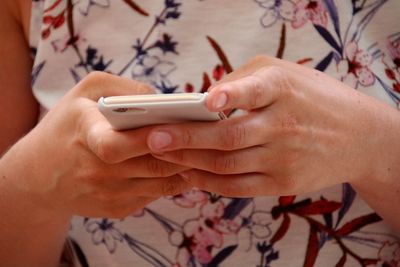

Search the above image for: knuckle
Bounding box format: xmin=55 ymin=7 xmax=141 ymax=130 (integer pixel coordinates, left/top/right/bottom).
xmin=136 ymin=82 xmax=155 ymax=94
xmin=78 ymin=71 xmax=108 ymax=91
xmin=221 ymin=123 xmax=247 ymax=150
xmin=181 ymin=128 xmax=193 ymax=147
xmin=93 ymin=132 xmax=119 ymax=164
xmin=86 ymin=71 xmax=106 ymax=81
xmin=213 ymin=154 xmax=237 ymax=174
xmin=266 ymin=66 xmax=291 ymax=97
xmin=246 ymin=74 xmax=265 ymax=109
xmin=249 ymin=55 xmax=270 ymax=65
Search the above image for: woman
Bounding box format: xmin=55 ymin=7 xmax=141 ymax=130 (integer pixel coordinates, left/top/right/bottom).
xmin=1 ymin=0 xmax=399 ymax=266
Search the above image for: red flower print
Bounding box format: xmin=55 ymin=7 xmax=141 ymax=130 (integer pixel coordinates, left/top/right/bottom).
xmin=212 ymin=64 xmax=225 ymax=81
xmin=393 ymin=83 xmax=400 ymax=93
xmin=41 ymin=11 xmax=66 ymax=40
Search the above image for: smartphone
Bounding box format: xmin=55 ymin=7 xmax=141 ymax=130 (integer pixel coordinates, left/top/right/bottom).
xmin=98 ymin=93 xmax=226 ymax=130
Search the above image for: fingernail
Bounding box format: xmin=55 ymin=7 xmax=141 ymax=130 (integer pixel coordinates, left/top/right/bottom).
xmin=213 ymin=92 xmax=228 ymax=110
xmin=149 ymin=131 xmax=172 ymax=151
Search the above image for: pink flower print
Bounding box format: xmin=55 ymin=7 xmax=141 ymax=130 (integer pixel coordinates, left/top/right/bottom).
xmin=255 ymin=0 xmax=295 ymax=28
xmin=194 ymin=221 xmax=223 ymax=248
xmin=292 ymin=0 xmax=328 ymax=29
xmin=199 ymin=201 xmax=241 ymax=234
xmin=175 ymin=200 xmax=242 ymax=265
xmin=200 ymin=201 xmax=225 ymax=219
xmin=337 ymin=42 xmax=375 ymax=88
xmin=181 ymin=219 xmax=223 ymax=264
xmin=378 ymin=241 xmax=400 ymax=267
xmin=173 ymin=188 xmax=208 ymax=208
xmin=192 ymin=243 xmax=213 ymax=264
xmin=184 ymin=219 xmax=223 ymax=249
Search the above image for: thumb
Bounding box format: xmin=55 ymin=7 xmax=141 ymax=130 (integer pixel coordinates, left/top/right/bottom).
xmin=206 ymin=66 xmax=287 ymax=111
xmin=70 ymin=71 xmax=155 ymax=101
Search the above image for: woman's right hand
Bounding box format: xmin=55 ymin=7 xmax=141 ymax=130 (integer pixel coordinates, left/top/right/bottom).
xmin=1 ymin=71 xmax=190 ymax=219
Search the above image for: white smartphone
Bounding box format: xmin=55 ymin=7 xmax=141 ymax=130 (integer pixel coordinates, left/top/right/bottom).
xmin=98 ymin=93 xmax=226 ymax=130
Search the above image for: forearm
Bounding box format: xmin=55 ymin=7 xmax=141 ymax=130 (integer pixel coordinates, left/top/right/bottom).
xmin=353 ymin=179 xmax=400 ymax=230
xmin=352 ymin=172 xmax=400 ymax=230
xmin=0 ymin=138 xmax=71 ymax=267
xmin=351 ymin=101 xmax=400 ymax=230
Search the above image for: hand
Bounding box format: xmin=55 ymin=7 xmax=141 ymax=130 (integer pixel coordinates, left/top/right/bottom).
xmin=146 ymin=55 xmax=398 ymax=197
xmin=2 ymin=72 xmax=190 ymax=219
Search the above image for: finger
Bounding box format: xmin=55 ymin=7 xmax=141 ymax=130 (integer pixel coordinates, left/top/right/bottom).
xmin=96 ymin=175 xmax=191 ymax=197
xmin=179 ymin=169 xmax=281 ymax=197
xmin=104 ymin=154 xmax=189 ymax=178
xmin=208 ymin=55 xmax=279 ymax=87
xmin=206 ymin=66 xmax=289 ymax=111
xmin=71 ymin=72 xmax=157 ymax=162
xmin=208 ymin=55 xmax=316 ymax=90
xmin=129 ymin=175 xmax=191 ymax=197
xmin=69 ymin=71 xmax=155 ymax=101
xmin=147 ymin=112 xmax=272 ymax=153
xmin=153 ymin=146 xmax=268 ymax=174
xmin=83 ymin=112 xmax=157 ymax=163
xmin=77 ymin=195 xmax=157 ymax=219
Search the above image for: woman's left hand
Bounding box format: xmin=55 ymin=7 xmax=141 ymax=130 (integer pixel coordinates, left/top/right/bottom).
xmin=145 ymin=55 xmax=400 ymax=198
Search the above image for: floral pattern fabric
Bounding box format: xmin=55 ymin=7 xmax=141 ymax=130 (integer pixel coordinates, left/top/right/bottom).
xmin=30 ymin=0 xmax=400 ymax=266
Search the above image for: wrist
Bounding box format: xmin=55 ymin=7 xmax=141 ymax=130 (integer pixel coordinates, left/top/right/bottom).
xmin=351 ymin=98 xmax=400 ymax=194
xmin=0 ymin=133 xmax=72 ymax=225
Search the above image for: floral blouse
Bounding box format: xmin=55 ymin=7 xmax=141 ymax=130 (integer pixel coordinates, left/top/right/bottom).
xmin=30 ymin=0 xmax=400 ymax=266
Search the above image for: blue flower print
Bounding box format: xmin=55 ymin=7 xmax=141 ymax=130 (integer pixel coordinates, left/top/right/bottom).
xmin=131 ymin=55 xmax=178 ymax=93
xmin=256 ymin=241 xmax=279 ymax=267
xmin=255 ymin=0 xmax=295 ymax=28
xmin=86 ymin=219 xmax=123 ymax=253
xmin=165 ymin=0 xmax=181 ymax=9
